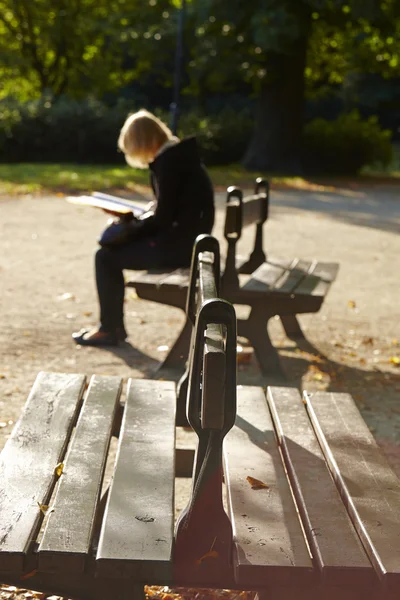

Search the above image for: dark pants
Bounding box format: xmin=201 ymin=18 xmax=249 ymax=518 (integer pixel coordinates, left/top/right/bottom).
xmin=95 ymin=237 xmax=190 ymax=333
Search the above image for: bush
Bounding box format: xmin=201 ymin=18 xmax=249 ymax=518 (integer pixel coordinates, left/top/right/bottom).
xmin=302 ymin=111 xmax=393 ymax=175
xmin=0 ymin=97 xmax=134 ymax=164
xmin=0 ymin=97 xmax=253 ymax=166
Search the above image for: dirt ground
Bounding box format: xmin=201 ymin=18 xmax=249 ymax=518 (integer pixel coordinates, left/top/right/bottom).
xmin=0 ymin=182 xmax=400 ymax=598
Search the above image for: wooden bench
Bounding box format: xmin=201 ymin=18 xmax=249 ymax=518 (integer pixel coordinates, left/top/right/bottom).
xmin=128 ymin=180 xmax=339 ymax=377
xmin=126 ymin=178 xmax=270 ymax=373
xmin=1 ymin=236 xmax=399 ymax=600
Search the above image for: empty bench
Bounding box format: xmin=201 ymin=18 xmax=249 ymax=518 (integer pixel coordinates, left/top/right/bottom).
xmin=221 ymin=186 xmax=339 ymax=376
xmin=0 ymin=237 xmax=399 ymax=600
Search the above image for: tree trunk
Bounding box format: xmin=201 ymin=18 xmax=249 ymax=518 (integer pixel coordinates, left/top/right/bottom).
xmin=243 ymin=35 xmax=309 ymax=174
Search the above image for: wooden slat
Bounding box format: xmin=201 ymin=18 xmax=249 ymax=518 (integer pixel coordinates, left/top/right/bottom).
xmin=127 ymin=269 xmax=175 ymax=286
xmin=0 ymin=372 xmax=86 ymax=571
xmin=275 ymin=260 xmax=314 ymax=294
xmin=199 ymin=253 xmax=217 ymax=304
xmin=267 ymin=387 xmax=374 ymax=587
xmin=224 ymin=386 xmax=314 ymax=587
xmin=295 ymin=263 xmax=339 ymax=296
xmin=96 ymin=379 xmax=176 ymax=581
xmin=242 ymin=195 xmax=265 ymax=227
xmin=202 ymin=324 xmax=225 ymax=429
xmin=306 ymin=392 xmax=400 ymax=592
xmin=242 ymin=259 xmax=293 ymax=292
xmin=38 ymin=375 xmax=123 ymax=573
xmin=158 ymin=269 xmax=190 ymax=289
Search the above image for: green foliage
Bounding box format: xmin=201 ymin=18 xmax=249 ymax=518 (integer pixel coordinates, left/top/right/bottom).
xmin=177 ymin=109 xmax=253 ymax=165
xmin=302 ymin=110 xmax=393 ymax=174
xmin=0 ymin=97 xmax=253 ymax=166
xmin=0 ymin=97 xmax=132 ymax=163
xmin=0 ymin=0 xmax=180 ymax=100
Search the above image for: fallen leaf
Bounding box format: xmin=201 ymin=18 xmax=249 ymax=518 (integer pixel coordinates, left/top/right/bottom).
xmin=247 ymin=476 xmax=268 ymax=490
xmin=362 ymin=337 xmax=374 ymax=346
xmin=37 ymin=502 xmax=54 ymax=515
xmin=0 ymin=374 xmax=5 ymax=379
xmin=54 ymin=462 xmax=64 ymax=477
xmin=389 ymin=356 xmax=400 ymax=366
xmin=21 ymin=570 xmax=38 ymax=580
xmin=195 ymin=550 xmax=219 ymax=565
xmin=82 ymin=311 xmax=93 ymax=317
xmin=392 ymin=338 xmax=398 ymax=346
xmin=347 ymin=300 xmax=356 ymax=309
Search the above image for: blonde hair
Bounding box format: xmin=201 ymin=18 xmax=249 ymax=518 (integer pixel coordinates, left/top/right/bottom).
xmin=118 ymin=109 xmax=174 ymax=168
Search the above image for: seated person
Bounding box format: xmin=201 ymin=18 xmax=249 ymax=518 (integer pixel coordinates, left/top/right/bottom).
xmin=73 ymin=109 xmax=215 ymax=346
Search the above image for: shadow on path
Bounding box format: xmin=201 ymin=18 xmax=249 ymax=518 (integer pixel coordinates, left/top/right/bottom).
xmin=99 ymin=341 xmax=159 ymax=375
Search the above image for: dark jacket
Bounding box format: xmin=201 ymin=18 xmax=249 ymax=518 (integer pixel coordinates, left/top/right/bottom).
xmin=132 ymin=137 xmax=214 ymax=257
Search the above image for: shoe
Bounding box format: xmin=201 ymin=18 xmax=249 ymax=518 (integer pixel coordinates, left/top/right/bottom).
xmin=72 ymin=328 xmax=119 ymax=347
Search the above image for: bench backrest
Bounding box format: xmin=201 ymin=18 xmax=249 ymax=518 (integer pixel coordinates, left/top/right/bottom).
xmin=222 ymin=177 xmax=269 ymax=291
xmin=174 ymin=234 xmax=237 ymax=581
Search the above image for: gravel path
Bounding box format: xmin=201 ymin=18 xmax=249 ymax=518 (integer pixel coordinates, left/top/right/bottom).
xmin=0 ymin=183 xmax=399 ymax=459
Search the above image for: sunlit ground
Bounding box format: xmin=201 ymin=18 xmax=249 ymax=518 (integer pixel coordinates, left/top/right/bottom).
xmin=0 ymin=152 xmax=399 ymax=196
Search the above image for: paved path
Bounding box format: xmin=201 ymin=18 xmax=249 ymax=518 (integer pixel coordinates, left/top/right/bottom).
xmin=0 ymin=184 xmax=399 ymax=471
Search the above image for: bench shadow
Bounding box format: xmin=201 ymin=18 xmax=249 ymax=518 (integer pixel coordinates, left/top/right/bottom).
xmin=98 ymin=341 xmax=160 ymax=375
xmin=233 ymin=411 xmax=397 ymax=588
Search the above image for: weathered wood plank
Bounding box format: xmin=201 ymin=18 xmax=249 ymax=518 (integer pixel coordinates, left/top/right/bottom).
xmin=0 ymin=372 xmax=86 ymax=571
xmin=127 ymin=269 xmax=175 ymax=287
xmin=38 ymin=375 xmax=123 ymax=573
xmin=202 ymin=324 xmax=225 ymax=430
xmin=224 ymin=386 xmax=314 ymax=587
xmin=96 ymin=379 xmax=176 ymax=581
xmin=242 ymin=260 xmax=293 ymax=292
xmin=158 ymin=269 xmax=190 ymax=289
xmin=242 ymin=195 xmax=265 ymax=227
xmin=275 ymin=260 xmax=314 ymax=293
xmin=306 ymin=392 xmax=400 ymax=592
xmin=295 ymin=263 xmax=339 ymax=296
xmin=267 ymin=387 xmax=375 ymax=587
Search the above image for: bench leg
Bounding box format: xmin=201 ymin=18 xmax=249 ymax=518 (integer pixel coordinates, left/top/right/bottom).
xmin=238 ymin=310 xmax=285 ymax=379
xmin=280 ymin=314 xmax=305 ymax=340
xmin=157 ymin=317 xmax=192 ymax=374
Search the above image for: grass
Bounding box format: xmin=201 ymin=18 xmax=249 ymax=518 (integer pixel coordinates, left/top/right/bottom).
xmin=0 ymin=159 xmax=399 ymax=196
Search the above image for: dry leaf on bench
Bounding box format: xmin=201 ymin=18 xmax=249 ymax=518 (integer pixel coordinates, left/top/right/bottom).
xmin=54 ymin=462 xmax=64 ymax=477
xmin=246 ymin=476 xmax=268 ymax=490
xmin=195 ymin=550 xmax=219 ymax=565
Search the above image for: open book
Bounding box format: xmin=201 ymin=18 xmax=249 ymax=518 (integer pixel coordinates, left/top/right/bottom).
xmin=66 ymin=191 xmax=148 ymax=217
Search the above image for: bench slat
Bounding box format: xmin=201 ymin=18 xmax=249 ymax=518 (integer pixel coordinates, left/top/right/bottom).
xmin=242 ymin=195 xmax=266 ymax=227
xmin=275 ymin=260 xmax=314 ymax=294
xmin=267 ymin=387 xmax=374 ymax=587
xmin=307 ymin=392 xmax=400 ymax=591
xmin=38 ymin=375 xmax=123 ymax=572
xmin=295 ymin=263 xmax=339 ymax=296
xmin=158 ymin=269 xmax=190 ymax=289
xmin=127 ymin=269 xmax=175 ymax=286
xmin=242 ymin=259 xmax=293 ymax=292
xmin=96 ymin=379 xmax=176 ymax=581
xmin=0 ymin=372 xmax=86 ymax=571
xmin=224 ymin=386 xmax=314 ymax=587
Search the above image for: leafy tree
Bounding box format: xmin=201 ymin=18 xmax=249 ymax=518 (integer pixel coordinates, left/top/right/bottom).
xmin=0 ymin=0 xmax=179 ymax=100
xmin=190 ymin=0 xmax=400 ymax=172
